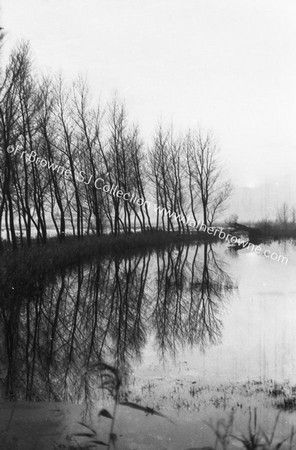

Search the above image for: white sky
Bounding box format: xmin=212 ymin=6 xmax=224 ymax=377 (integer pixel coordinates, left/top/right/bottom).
xmin=1 ymin=0 xmax=296 ymax=191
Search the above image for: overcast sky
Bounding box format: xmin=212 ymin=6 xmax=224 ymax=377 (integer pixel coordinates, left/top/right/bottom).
xmin=2 ymin=0 xmax=296 ymax=196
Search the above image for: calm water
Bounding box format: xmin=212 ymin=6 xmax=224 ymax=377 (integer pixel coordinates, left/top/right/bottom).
xmin=1 ymin=239 xmax=296 ymax=448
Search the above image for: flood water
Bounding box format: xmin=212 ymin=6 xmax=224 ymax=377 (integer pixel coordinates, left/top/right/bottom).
xmin=1 ymin=239 xmax=296 ymax=449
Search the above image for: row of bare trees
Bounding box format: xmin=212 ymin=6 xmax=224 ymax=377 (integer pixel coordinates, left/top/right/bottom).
xmin=149 ymin=127 xmax=232 ymax=233
xmin=0 ymin=43 xmax=231 ymax=249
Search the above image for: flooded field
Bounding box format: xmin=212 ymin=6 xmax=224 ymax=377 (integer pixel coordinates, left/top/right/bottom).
xmin=1 ymin=240 xmax=296 ymax=449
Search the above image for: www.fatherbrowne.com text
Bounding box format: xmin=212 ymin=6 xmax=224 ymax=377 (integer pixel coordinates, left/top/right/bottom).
xmin=6 ymin=145 xmax=288 ymax=265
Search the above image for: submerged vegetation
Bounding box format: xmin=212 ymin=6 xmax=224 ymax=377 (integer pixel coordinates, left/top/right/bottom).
xmin=63 ymin=393 xmax=296 ymax=449
xmin=205 ymin=409 xmax=295 ymax=450
xmin=275 ymin=397 xmax=296 ymax=413
xmin=68 ymin=405 xmax=296 ymax=449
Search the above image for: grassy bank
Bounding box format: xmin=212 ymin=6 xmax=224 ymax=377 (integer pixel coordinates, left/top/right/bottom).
xmin=0 ymin=230 xmax=216 ymax=300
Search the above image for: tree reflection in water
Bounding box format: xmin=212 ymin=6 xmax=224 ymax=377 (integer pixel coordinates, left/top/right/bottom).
xmin=153 ymin=243 xmax=235 ymax=357
xmin=0 ymin=243 xmax=235 ymax=412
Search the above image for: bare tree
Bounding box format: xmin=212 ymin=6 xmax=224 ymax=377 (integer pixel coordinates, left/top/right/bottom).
xmin=276 ymin=202 xmax=289 ymax=227
xmin=72 ymin=78 xmax=105 ymax=236
xmin=0 ymin=43 xmax=32 ymax=249
xmin=185 ymin=130 xmax=232 ymax=227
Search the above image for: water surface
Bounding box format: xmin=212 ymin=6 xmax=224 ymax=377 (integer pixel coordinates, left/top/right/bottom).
xmin=1 ymin=240 xmax=295 ymax=448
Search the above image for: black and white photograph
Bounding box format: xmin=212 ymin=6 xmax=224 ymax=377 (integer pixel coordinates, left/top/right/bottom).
xmin=0 ymin=1 xmax=296 ymax=449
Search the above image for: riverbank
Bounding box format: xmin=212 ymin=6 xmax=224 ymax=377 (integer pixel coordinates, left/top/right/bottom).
xmin=0 ymin=230 xmax=217 ymax=300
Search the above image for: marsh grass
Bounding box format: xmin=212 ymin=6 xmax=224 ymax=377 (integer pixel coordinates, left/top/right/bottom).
xmin=66 ymin=405 xmax=296 ymax=450
xmin=275 ymin=397 xmax=296 ymax=412
xmin=63 ymin=369 xmax=296 ymax=450
xmin=66 ymin=360 xmax=174 ymax=450
xmin=204 ymin=409 xmax=295 ymax=450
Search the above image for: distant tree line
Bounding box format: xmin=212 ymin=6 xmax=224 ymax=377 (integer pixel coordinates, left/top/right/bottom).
xmin=0 ymin=43 xmax=231 ymax=249
xmin=276 ymin=202 xmax=296 ymax=227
